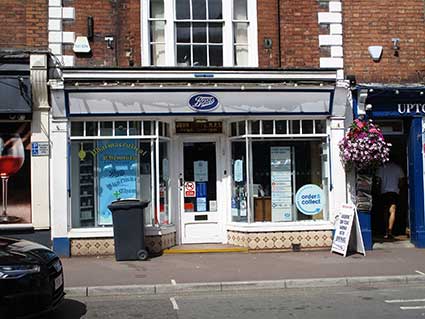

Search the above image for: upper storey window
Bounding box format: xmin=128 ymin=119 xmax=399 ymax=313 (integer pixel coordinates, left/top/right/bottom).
xmin=142 ymin=0 xmax=258 ymax=67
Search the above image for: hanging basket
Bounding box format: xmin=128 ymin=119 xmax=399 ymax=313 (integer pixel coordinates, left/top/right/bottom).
xmin=339 ymin=119 xmax=391 ymax=171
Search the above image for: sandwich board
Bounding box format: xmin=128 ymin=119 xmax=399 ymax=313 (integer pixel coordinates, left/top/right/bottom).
xmin=331 ymin=204 xmax=366 ymax=257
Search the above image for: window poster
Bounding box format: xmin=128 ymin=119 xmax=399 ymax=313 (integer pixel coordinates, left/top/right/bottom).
xmin=270 ymin=146 xmax=292 ymax=222
xmin=194 ymin=160 xmax=208 ymax=182
xmin=234 ymin=159 xmax=243 ymax=182
xmin=97 ymin=140 xmax=138 ymax=225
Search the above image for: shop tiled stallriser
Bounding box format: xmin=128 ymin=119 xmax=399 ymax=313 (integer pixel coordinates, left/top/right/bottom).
xmin=228 ymin=230 xmax=333 ymax=250
xmin=70 ymin=233 xmax=176 ymax=256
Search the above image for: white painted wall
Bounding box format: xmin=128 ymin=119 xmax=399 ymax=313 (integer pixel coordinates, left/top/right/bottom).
xmin=50 ymin=118 xmax=69 ymax=238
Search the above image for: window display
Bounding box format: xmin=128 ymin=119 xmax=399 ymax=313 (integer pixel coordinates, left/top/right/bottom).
xmin=70 ymin=120 xmax=170 ymax=229
xmin=230 ymin=119 xmax=329 ymax=223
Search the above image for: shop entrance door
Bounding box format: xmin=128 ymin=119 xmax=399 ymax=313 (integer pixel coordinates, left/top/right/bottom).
xmin=179 ymin=139 xmax=222 ymax=244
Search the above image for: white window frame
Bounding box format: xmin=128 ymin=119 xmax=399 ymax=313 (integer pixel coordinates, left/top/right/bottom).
xmin=141 ymin=0 xmax=258 ymax=67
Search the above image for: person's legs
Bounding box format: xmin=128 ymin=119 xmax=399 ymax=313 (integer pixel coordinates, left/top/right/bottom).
xmin=388 ymin=203 xmax=396 ymax=236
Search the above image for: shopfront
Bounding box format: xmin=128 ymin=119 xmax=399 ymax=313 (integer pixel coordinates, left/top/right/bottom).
xmin=356 ymin=86 xmax=425 ymax=248
xmin=50 ymin=69 xmax=349 ymax=256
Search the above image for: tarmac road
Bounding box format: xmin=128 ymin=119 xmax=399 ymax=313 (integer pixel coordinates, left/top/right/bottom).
xmin=45 ymin=282 xmax=425 ymax=319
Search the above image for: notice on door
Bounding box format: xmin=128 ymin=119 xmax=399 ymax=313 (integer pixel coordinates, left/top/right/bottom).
xmin=184 ymin=181 xmax=196 ymax=197
xmin=194 ymin=160 xmax=208 ymax=182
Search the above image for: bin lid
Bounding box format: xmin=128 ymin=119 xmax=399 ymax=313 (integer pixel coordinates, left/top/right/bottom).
xmin=108 ymin=199 xmax=150 ymax=211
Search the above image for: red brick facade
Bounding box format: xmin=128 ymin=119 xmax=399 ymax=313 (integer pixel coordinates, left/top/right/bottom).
xmin=0 ymin=0 xmax=48 ymax=49
xmin=343 ymin=0 xmax=425 ymax=83
xmin=63 ymin=0 xmax=140 ymax=67
xmin=257 ymin=0 xmax=325 ymax=69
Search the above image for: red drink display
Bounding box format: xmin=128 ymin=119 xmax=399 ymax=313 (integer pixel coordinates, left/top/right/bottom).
xmin=0 ymin=135 xmax=25 ymax=223
xmin=0 ymin=155 xmax=24 ymax=177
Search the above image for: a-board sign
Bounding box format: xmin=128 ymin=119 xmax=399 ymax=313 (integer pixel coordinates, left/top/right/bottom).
xmin=331 ymin=204 xmax=366 ymax=257
xmin=184 ymin=181 xmax=196 ymax=197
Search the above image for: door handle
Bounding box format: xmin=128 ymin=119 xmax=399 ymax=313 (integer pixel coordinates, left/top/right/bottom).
xmin=179 ymin=177 xmax=183 ymax=187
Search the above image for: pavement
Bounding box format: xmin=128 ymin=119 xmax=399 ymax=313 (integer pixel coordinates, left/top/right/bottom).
xmin=62 ymin=239 xmax=425 ymax=297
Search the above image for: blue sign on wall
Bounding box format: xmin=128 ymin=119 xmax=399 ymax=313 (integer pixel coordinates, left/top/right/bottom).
xmin=97 ymin=140 xmax=138 ymax=225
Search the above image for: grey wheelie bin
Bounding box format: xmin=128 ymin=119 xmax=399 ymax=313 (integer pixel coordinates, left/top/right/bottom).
xmin=108 ymin=199 xmax=150 ymax=261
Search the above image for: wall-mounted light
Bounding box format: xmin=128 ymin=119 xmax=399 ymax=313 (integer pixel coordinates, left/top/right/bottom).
xmin=368 ymin=46 xmax=383 ymax=62
xmin=392 ymin=38 xmax=400 ymax=56
xmin=104 ymin=36 xmax=114 ymax=49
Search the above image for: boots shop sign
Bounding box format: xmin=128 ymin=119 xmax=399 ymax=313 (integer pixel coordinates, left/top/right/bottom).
xmin=398 ymin=103 xmax=425 ymax=114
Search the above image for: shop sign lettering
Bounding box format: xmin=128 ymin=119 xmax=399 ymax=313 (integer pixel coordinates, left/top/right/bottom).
xmin=398 ymin=103 xmax=425 ymax=114
xmin=188 ymin=93 xmax=219 ymax=112
xmin=295 ymin=184 xmax=324 ymax=215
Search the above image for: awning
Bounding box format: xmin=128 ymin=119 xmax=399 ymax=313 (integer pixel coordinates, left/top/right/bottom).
xmin=65 ymin=88 xmax=335 ymax=116
xmin=0 ymin=76 xmax=32 ymax=115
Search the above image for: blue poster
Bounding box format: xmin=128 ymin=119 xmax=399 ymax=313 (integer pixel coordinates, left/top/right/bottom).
xmin=97 ymin=140 xmax=138 ymax=225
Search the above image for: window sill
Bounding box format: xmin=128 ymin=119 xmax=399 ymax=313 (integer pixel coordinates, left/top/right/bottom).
xmin=227 ymin=220 xmax=334 ymax=232
xmin=68 ymin=224 xmax=176 ymax=238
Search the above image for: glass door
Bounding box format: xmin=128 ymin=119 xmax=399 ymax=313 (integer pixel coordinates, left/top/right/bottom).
xmin=180 ymin=140 xmax=221 ymax=243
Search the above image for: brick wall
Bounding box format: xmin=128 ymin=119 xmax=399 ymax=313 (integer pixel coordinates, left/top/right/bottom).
xmin=0 ymin=0 xmax=48 ymax=49
xmin=257 ymin=0 xmax=324 ymax=69
xmin=63 ymin=0 xmax=140 ymax=67
xmin=344 ymin=0 xmax=425 ymax=83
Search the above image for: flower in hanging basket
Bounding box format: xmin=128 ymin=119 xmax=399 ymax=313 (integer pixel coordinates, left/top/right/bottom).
xmin=338 ymin=119 xmax=391 ymax=171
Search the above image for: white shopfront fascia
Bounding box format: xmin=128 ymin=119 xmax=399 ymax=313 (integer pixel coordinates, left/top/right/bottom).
xmin=55 ymin=69 xmax=346 ymax=244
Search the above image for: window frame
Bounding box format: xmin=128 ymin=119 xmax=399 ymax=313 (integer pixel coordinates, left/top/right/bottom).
xmin=141 ymin=0 xmax=258 ymax=67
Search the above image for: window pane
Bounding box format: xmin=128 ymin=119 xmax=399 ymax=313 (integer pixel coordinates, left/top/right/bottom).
xmin=86 ymin=122 xmax=98 ymax=136
xmin=238 ymin=121 xmax=245 ymax=135
xmin=150 ymin=21 xmax=165 ymax=42
xmin=151 ymin=44 xmax=165 ymax=65
xmin=100 ymin=122 xmax=113 ymax=136
xmin=193 ymin=45 xmax=207 ymax=66
xmin=231 ymin=141 xmax=247 ymax=222
xmin=291 ymin=120 xmax=300 ymax=134
xmin=150 ymin=0 xmax=164 ymax=18
xmin=71 ymin=122 xmax=83 ymax=136
xmin=262 ymin=120 xmax=273 ymax=134
xmin=193 ymin=23 xmax=207 ymax=43
xmin=234 ymin=22 xmax=248 ymax=43
xmin=231 ymin=122 xmax=237 ymax=136
xmin=302 ymin=120 xmax=313 ymax=134
xmin=115 ymin=121 xmax=127 ymax=136
xmin=209 ymin=23 xmax=222 ymax=43
xmin=177 ymin=45 xmax=191 ymax=66
xmin=276 ymin=120 xmax=287 ymax=134
xmin=315 ymin=120 xmax=326 ymax=133
xmin=192 ymin=0 xmax=206 ymax=20
xmin=129 ymin=121 xmax=141 ymax=135
xmin=143 ymin=121 xmax=153 ymax=135
xmin=176 ymin=0 xmax=190 ymax=19
xmin=176 ymin=22 xmax=191 ymax=43
xmin=209 ymin=45 xmax=223 ymax=66
xmin=208 ymin=0 xmax=222 ymax=19
xmin=250 ymin=120 xmax=260 ymax=134
xmin=234 ymin=0 xmax=247 ymax=20
xmin=159 ymin=141 xmax=170 ymax=224
xmin=235 ymin=45 xmax=249 ymax=66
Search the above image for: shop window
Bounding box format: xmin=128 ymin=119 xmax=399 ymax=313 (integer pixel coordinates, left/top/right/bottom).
xmin=0 ymin=122 xmax=31 ymax=224
xmin=159 ymin=141 xmax=170 ymax=224
xmin=70 ymin=120 xmax=172 ymax=229
xmin=142 ymin=0 xmax=258 ymax=67
xmin=250 ymin=120 xmax=260 ymax=134
xmin=229 ymin=119 xmax=329 ymax=224
xmin=314 ymin=120 xmax=326 ymax=134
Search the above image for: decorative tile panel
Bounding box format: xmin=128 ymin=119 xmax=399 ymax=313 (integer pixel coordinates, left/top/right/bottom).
xmin=228 ymin=230 xmax=333 ymax=250
xmin=70 ymin=232 xmax=176 ymax=256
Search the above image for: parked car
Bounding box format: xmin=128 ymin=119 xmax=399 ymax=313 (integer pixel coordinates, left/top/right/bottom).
xmin=0 ymin=236 xmax=64 ymax=318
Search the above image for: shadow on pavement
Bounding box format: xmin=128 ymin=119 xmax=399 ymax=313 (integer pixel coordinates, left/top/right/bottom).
xmin=41 ymin=298 xmax=87 ymax=319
